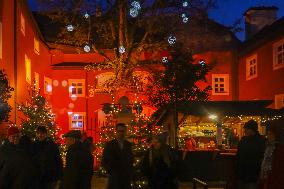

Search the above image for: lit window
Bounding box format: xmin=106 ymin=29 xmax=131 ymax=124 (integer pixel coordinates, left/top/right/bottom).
xmin=25 ymin=54 xmax=31 ymax=84
xmin=44 ymin=76 xmax=52 ymax=95
xmin=275 ymin=94 xmax=284 ymax=109
xmin=69 ymin=112 xmax=85 ymax=130
xmin=34 ymin=72 xmax=40 ymax=91
xmin=21 ymin=13 xmax=25 ymax=36
xmin=34 ymin=37 xmax=40 ymax=55
xmin=246 ymin=54 xmax=257 ymax=80
xmin=273 ymin=38 xmax=284 ymax=70
xmin=0 ymin=22 xmax=2 ymax=59
xmin=68 ymin=79 xmax=85 ymax=97
xmin=212 ymin=74 xmax=229 ymax=95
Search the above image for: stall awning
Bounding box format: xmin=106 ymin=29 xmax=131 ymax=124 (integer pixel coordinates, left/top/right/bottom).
xmin=177 ymin=100 xmax=281 ymax=117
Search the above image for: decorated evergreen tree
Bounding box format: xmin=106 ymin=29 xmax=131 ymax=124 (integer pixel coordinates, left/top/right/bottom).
xmin=0 ymin=70 xmax=14 ymax=123
xmin=18 ymin=86 xmax=58 ymax=141
xmin=127 ymin=115 xmax=163 ymax=189
xmin=147 ymin=43 xmax=212 ymax=109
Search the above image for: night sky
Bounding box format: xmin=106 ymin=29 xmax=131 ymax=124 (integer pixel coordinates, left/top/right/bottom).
xmin=28 ymin=0 xmax=284 ymax=41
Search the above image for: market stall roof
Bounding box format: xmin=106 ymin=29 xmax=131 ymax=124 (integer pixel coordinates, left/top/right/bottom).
xmin=177 ymin=100 xmax=281 ymax=117
xmin=153 ymin=100 xmax=283 ymax=125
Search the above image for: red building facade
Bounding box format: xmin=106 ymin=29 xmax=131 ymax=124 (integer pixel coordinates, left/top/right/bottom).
xmin=0 ymin=1 xmax=283 ymax=140
xmin=239 ymin=7 xmax=284 ymax=109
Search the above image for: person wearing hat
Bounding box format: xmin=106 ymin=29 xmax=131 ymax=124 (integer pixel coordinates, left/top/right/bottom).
xmin=59 ymin=130 xmax=93 ymax=189
xmin=102 ymin=123 xmax=134 ymax=189
xmin=236 ymin=120 xmax=266 ymax=189
xmin=0 ymin=126 xmax=37 ymax=189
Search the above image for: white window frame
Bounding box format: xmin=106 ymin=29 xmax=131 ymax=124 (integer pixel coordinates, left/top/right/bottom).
xmin=68 ymin=79 xmax=85 ymax=97
xmin=212 ymin=74 xmax=229 ymax=95
xmin=25 ymin=54 xmax=31 ymax=84
xmin=246 ymin=54 xmax=257 ymax=80
xmin=69 ymin=112 xmax=86 ymax=130
xmin=44 ymin=76 xmax=52 ymax=95
xmin=275 ymin=94 xmax=284 ymax=109
xmin=20 ymin=13 xmax=25 ymax=36
xmin=273 ymin=38 xmax=284 ymax=70
xmin=34 ymin=37 xmax=40 ymax=55
xmin=0 ymin=22 xmax=2 ymax=59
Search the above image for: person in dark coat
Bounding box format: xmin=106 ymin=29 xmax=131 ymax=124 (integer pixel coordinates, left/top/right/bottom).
xmin=34 ymin=126 xmax=63 ymax=189
xmin=0 ymin=126 xmax=37 ymax=189
xmin=236 ymin=120 xmax=266 ymax=189
xmin=259 ymin=119 xmax=284 ymax=189
xmin=102 ymin=123 xmax=134 ymax=189
xmin=59 ymin=130 xmax=93 ymax=189
xmin=141 ymin=134 xmax=179 ymax=189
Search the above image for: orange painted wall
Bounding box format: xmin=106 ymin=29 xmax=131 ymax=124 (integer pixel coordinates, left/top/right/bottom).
xmin=239 ymin=38 xmax=284 ymax=108
xmin=0 ymin=1 xmax=53 ymax=126
xmin=0 ymin=0 xmax=16 ymax=123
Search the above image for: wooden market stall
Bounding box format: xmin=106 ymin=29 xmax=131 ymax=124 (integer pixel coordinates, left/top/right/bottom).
xmin=153 ymin=100 xmax=283 ymax=188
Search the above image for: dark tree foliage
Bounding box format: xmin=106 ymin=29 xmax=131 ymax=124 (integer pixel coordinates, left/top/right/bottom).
xmin=146 ymin=43 xmax=212 ymax=109
xmin=0 ymin=70 xmax=14 ymax=123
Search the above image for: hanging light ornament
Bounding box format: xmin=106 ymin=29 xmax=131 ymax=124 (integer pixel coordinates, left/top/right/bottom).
xmin=119 ymin=46 xmax=126 ymax=54
xmin=199 ymin=59 xmax=206 ymax=66
xmin=168 ymin=35 xmax=176 ymax=45
xmin=131 ymin=1 xmax=141 ymax=10
xmin=182 ymin=13 xmax=189 ymax=23
xmin=66 ymin=24 xmax=74 ymax=32
xmin=84 ymin=12 xmax=90 ymax=19
xmin=182 ymin=0 xmax=189 ymax=7
xmin=162 ymin=57 xmax=168 ymax=63
xmin=130 ymin=8 xmax=139 ymax=17
xmin=83 ymin=43 xmax=91 ymax=52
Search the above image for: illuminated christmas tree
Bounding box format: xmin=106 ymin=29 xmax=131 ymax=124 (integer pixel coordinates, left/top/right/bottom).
xmin=18 ymin=85 xmax=58 ymax=141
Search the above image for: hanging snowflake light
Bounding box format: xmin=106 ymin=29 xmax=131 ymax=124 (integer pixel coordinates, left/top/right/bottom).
xmin=168 ymin=35 xmax=176 ymax=45
xmin=83 ymin=44 xmax=91 ymax=52
xmin=84 ymin=12 xmax=90 ymax=19
xmin=183 ymin=16 xmax=189 ymax=23
xmin=182 ymin=0 xmax=189 ymax=7
xmin=130 ymin=8 xmax=139 ymax=17
xmin=199 ymin=59 xmax=206 ymax=66
xmin=66 ymin=24 xmax=74 ymax=32
xmin=131 ymin=1 xmax=141 ymax=10
xmin=119 ymin=46 xmax=126 ymax=54
xmin=162 ymin=57 xmax=168 ymax=63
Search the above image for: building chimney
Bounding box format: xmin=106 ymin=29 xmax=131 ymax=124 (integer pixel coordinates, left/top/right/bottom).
xmin=244 ymin=6 xmax=278 ymax=40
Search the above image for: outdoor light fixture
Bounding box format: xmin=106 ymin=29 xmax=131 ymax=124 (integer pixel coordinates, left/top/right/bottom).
xmin=66 ymin=24 xmax=74 ymax=32
xmin=168 ymin=35 xmax=176 ymax=45
xmin=209 ymin=114 xmax=218 ymax=120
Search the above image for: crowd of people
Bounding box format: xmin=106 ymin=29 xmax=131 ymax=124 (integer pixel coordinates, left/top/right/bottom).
xmin=0 ymin=126 xmax=94 ymax=189
xmin=0 ymin=119 xmax=283 ymax=189
xmin=102 ymin=120 xmax=284 ymax=189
